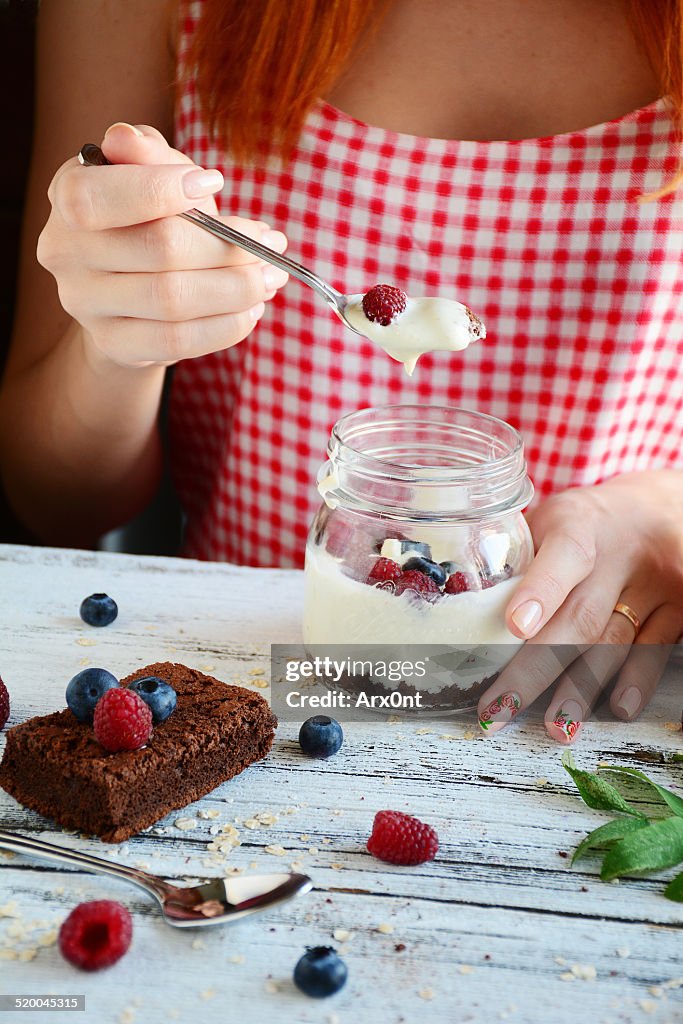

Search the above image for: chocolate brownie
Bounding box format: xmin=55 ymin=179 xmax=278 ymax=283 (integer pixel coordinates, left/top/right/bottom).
xmin=0 ymin=662 xmax=277 ymax=842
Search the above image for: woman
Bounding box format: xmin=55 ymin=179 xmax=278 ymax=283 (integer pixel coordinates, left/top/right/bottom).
xmin=1 ymin=0 xmax=681 ymax=739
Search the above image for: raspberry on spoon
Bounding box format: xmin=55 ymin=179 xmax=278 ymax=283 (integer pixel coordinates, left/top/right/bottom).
xmin=361 ymin=284 xmax=408 ymax=326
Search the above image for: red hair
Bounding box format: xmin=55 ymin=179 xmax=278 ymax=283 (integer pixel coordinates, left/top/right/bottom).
xmin=184 ymin=0 xmax=388 ymax=163
xmin=184 ymin=0 xmax=682 ymax=195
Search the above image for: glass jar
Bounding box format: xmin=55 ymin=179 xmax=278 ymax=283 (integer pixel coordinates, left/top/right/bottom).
xmin=302 ymin=405 xmax=535 ymax=712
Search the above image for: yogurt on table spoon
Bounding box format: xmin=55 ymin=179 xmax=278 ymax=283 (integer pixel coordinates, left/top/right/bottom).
xmin=344 ymin=284 xmax=486 ymax=375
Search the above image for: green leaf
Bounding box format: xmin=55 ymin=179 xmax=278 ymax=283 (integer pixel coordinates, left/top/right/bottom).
xmin=561 ymin=752 xmax=645 ymax=818
xmin=600 ymin=817 xmax=683 ymax=881
xmin=598 ymin=765 xmax=683 ymax=818
xmin=571 ymin=817 xmax=650 ymax=865
xmin=664 ymin=870 xmax=683 ymax=902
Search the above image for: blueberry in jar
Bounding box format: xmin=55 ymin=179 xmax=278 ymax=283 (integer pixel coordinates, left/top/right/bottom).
xmin=402 ymin=556 xmax=447 ymax=587
xmin=439 ymin=561 xmax=461 ymax=576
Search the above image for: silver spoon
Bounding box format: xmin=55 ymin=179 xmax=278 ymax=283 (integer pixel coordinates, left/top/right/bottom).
xmin=78 ymin=143 xmax=363 ymax=337
xmin=0 ymin=828 xmax=312 ymax=928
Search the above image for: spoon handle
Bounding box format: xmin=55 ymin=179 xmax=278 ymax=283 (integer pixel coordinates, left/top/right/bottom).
xmin=79 ymin=144 xmax=345 ymax=309
xmin=0 ymin=827 xmax=166 ymax=900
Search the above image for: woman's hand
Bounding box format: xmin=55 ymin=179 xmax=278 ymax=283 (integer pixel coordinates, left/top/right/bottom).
xmin=37 ymin=122 xmax=289 ymax=369
xmin=477 ymin=470 xmax=683 ymax=742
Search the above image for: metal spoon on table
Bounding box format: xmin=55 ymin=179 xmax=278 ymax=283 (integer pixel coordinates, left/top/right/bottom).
xmin=0 ymin=827 xmax=312 ymax=929
xmin=78 ymin=143 xmax=364 ymax=337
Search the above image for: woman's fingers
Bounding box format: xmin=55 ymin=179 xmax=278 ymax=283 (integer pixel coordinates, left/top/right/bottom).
xmin=609 ymin=605 xmax=680 ymax=720
xmin=82 ymin=217 xmax=287 ymax=274
xmin=52 ymin=161 xmax=225 ymax=231
xmin=39 ymin=121 xmax=291 ymax=370
xmin=100 ymin=122 xmax=194 ymax=167
xmin=81 ymin=262 xmax=289 ymax=323
xmin=93 ymin=306 xmax=268 ymax=366
xmin=543 ymin=618 xmax=637 ymax=744
xmin=478 ymin=577 xmax=655 ymax=735
xmin=477 ymin=637 xmax=598 ymax=735
xmin=505 ymin=523 xmax=598 ymax=639
xmin=505 ymin=491 xmax=610 ymax=634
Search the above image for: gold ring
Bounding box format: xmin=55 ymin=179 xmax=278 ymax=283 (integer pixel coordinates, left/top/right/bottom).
xmin=613 ymin=602 xmax=641 ymax=638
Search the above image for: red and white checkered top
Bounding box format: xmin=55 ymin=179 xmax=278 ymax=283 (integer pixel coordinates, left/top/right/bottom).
xmin=170 ymin=0 xmax=683 ymax=566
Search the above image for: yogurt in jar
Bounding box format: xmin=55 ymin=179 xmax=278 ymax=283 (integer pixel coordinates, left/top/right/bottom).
xmin=302 ymin=544 xmax=524 ymax=707
xmin=303 ymin=545 xmax=521 ymax=648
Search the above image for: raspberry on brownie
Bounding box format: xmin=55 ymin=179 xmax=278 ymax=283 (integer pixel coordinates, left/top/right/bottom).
xmin=0 ymin=662 xmax=277 ymax=842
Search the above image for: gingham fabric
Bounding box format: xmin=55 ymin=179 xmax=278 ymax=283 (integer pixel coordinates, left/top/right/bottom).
xmin=170 ymin=0 xmax=683 ymax=566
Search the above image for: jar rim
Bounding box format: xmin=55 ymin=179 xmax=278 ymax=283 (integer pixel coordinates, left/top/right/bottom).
xmin=321 ymin=404 xmax=534 ymax=520
xmin=330 ymin=405 xmax=524 ymax=482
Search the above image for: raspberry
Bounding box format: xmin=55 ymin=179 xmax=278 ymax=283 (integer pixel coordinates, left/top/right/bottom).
xmin=394 ymin=570 xmax=440 ymax=601
xmin=361 ymin=284 xmax=408 ymax=326
xmin=0 ymin=677 xmax=9 ymax=730
xmin=366 ymin=558 xmax=402 ymax=586
xmin=367 ymin=810 xmax=439 ymax=866
xmin=93 ymin=687 xmax=153 ymax=752
xmin=444 ymin=571 xmax=477 ymax=594
xmin=58 ymin=900 xmax=132 ymax=971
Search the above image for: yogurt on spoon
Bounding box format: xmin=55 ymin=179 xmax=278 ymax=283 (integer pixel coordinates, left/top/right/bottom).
xmin=344 ymin=284 xmax=486 ymax=375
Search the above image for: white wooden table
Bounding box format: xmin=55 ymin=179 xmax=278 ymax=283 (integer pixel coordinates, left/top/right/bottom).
xmin=0 ymin=543 xmax=681 ymax=1024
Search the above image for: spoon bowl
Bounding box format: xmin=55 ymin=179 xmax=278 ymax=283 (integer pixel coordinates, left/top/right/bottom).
xmin=0 ymin=827 xmax=312 ymax=928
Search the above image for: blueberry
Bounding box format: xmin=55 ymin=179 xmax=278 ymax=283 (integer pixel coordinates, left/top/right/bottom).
xmin=66 ymin=667 xmax=119 ymax=723
xmin=298 ymin=716 xmax=343 ymax=758
xmin=439 ymin=561 xmax=461 ymax=576
xmin=293 ymin=946 xmax=348 ymax=998
xmin=79 ymin=593 xmax=118 ymax=627
xmin=127 ymin=676 xmax=177 ymax=723
xmin=399 ymin=539 xmax=432 ymax=559
xmin=402 ymin=556 xmax=447 ymax=586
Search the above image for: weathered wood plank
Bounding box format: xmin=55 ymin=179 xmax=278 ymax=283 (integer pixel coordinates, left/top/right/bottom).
xmin=0 ymin=543 xmax=681 ymax=1024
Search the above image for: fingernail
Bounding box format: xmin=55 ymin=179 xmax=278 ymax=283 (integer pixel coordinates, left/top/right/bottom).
xmin=546 ymin=700 xmax=582 ymax=744
xmin=261 ymin=229 xmax=288 ymax=252
xmin=104 ymin=121 xmax=144 ymax=138
xmin=249 ymin=302 xmax=266 ymax=322
xmin=479 ymin=692 xmax=521 ymax=734
xmin=182 ymin=168 xmax=224 ymax=198
xmin=511 ymin=600 xmax=543 ymax=636
xmin=263 ymin=266 xmax=288 ymax=291
xmin=615 ymin=685 xmax=641 ymax=719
